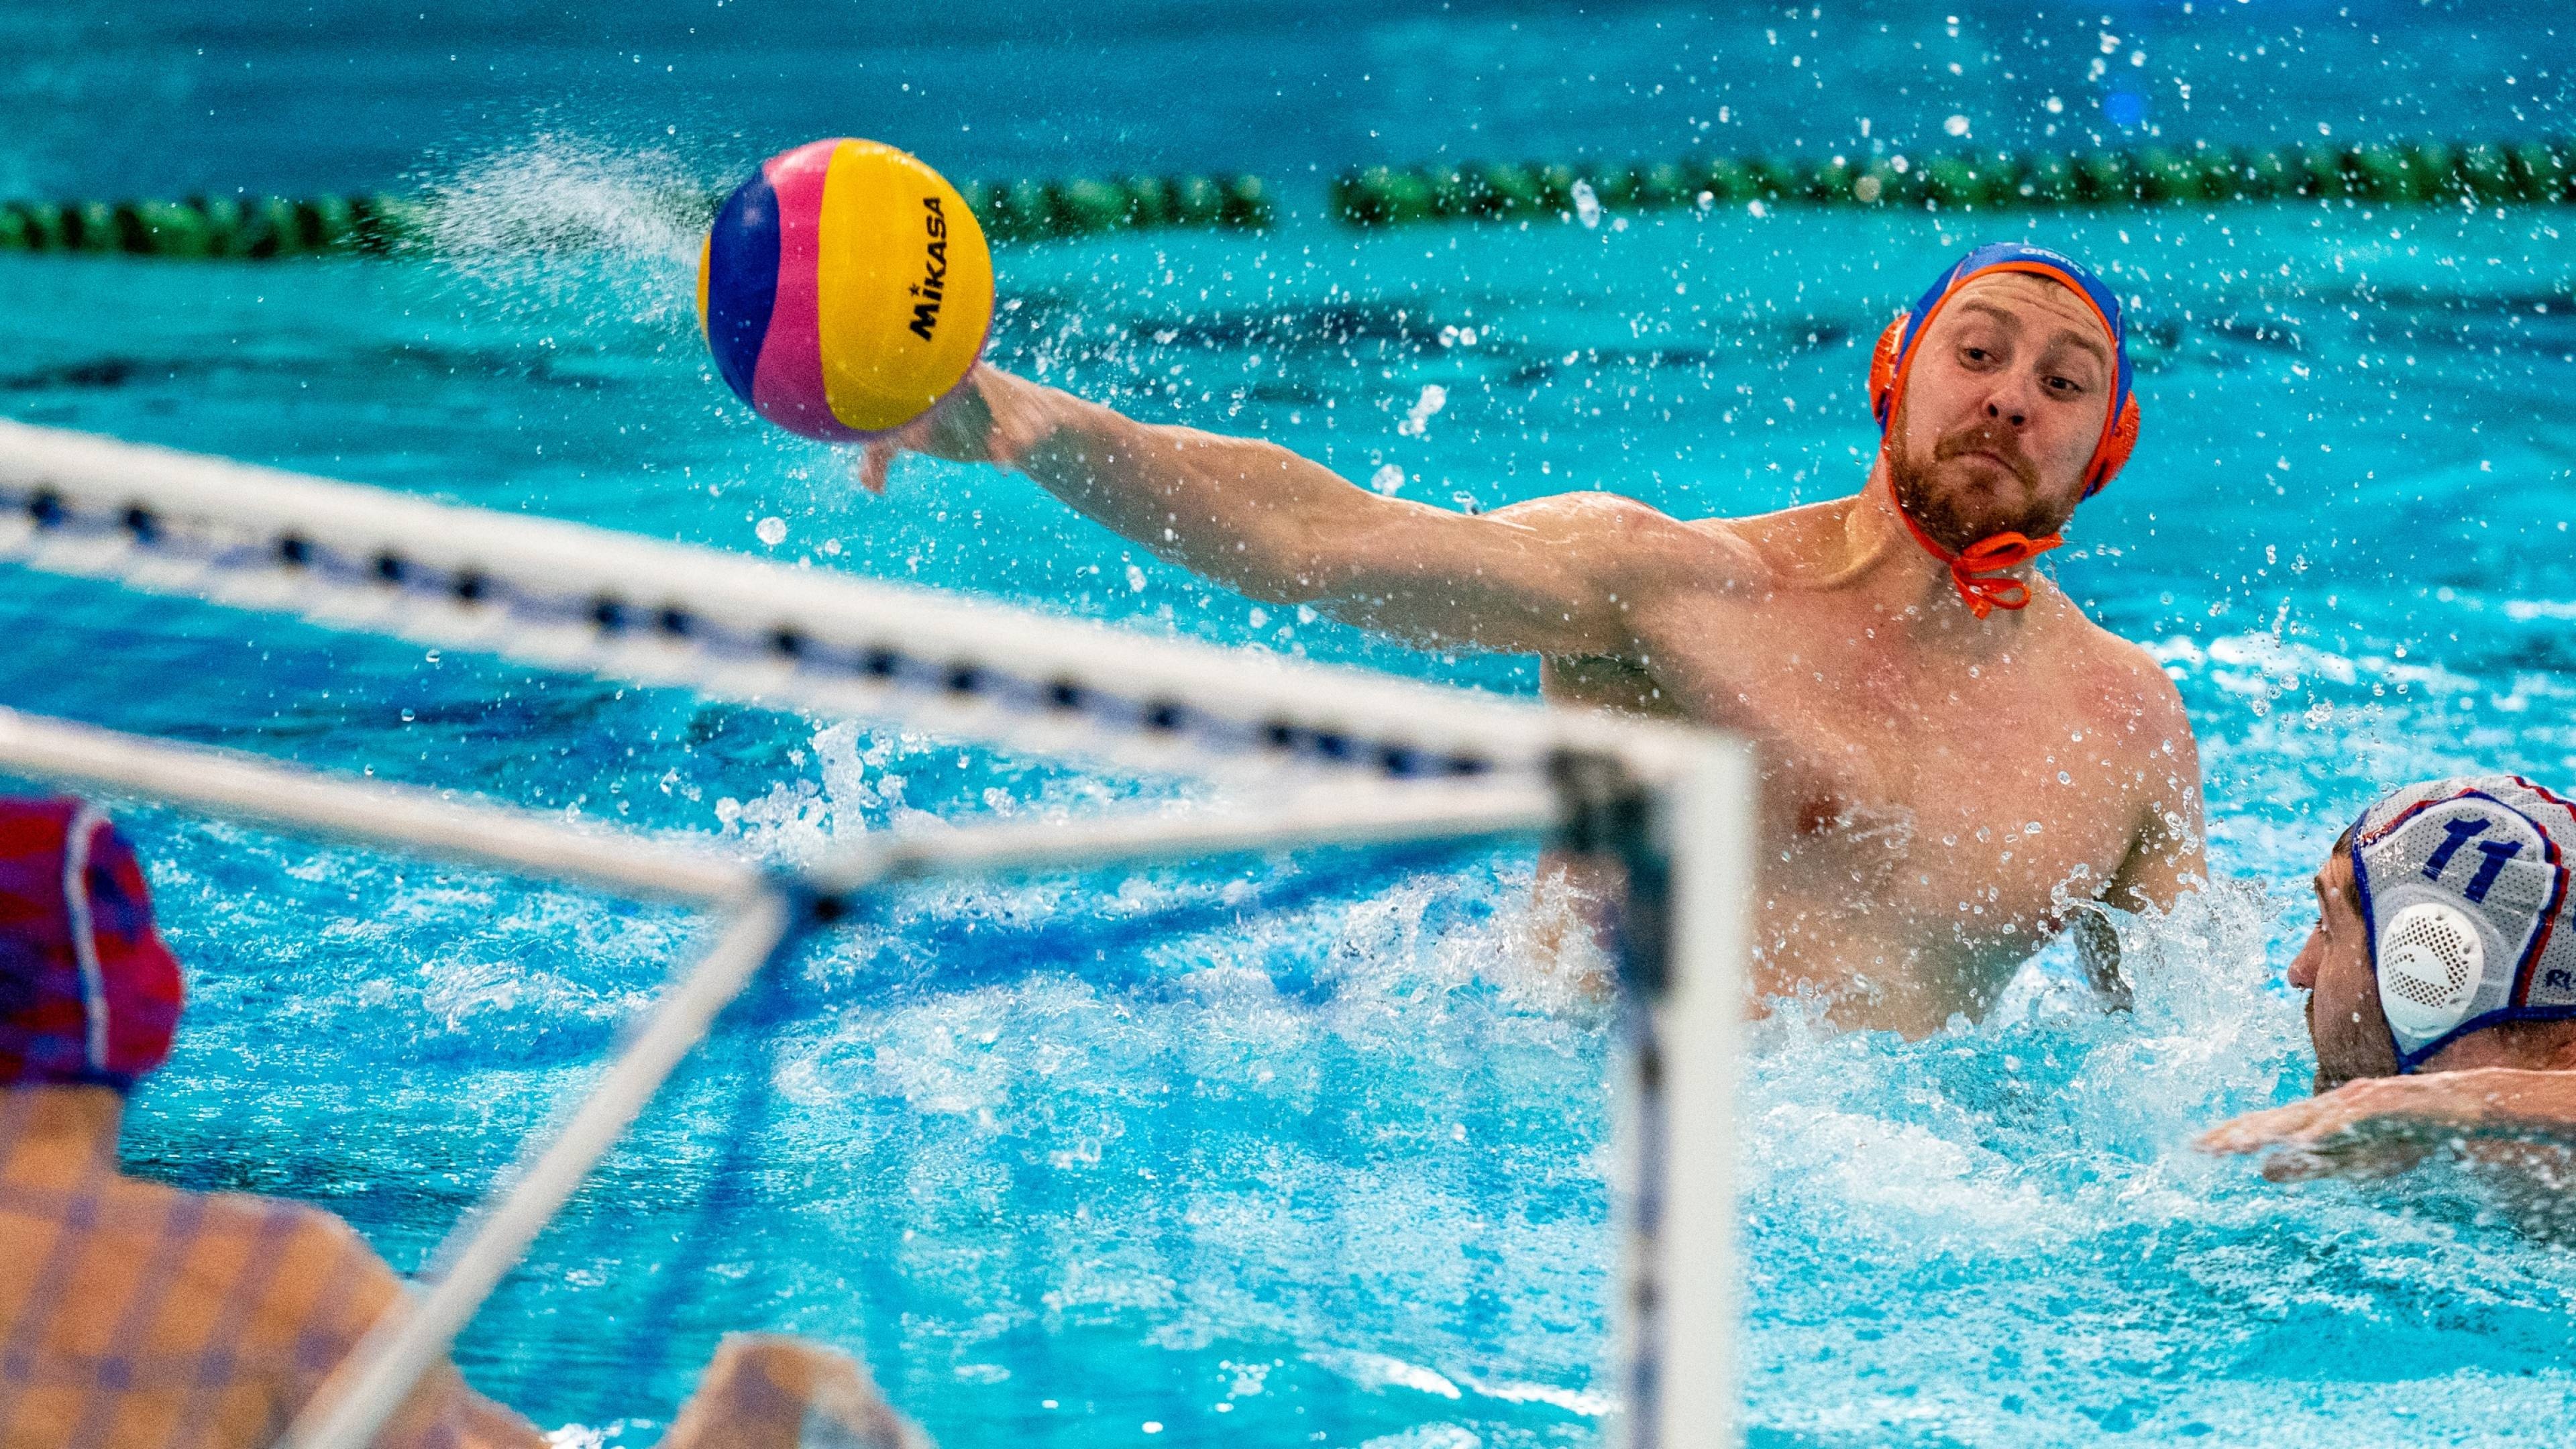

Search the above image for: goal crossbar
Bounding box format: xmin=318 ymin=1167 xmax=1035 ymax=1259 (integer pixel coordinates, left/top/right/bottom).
xmin=0 ymin=706 xmax=1564 ymax=908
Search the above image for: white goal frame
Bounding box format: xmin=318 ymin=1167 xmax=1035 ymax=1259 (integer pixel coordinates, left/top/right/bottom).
xmin=0 ymin=420 xmax=1754 ymax=1449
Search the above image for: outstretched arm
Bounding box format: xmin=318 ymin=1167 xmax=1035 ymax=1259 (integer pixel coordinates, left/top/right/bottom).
xmin=2197 ymin=1068 xmax=2576 ymax=1182
xmin=861 ymin=366 xmax=1744 ymax=657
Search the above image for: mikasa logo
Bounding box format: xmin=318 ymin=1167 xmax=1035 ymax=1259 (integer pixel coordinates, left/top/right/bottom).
xmin=906 ymin=196 xmax=949 ymax=342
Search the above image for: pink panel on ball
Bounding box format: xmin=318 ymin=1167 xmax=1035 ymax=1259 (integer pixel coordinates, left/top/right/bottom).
xmin=750 ymin=140 xmax=875 ymax=441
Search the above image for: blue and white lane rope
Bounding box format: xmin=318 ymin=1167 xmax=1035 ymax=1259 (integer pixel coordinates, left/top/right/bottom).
xmin=0 ymin=420 xmax=1701 ymax=790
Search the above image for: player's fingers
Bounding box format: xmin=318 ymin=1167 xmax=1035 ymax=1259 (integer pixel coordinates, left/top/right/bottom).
xmin=2194 ymin=1102 xmax=2318 ymax=1155
xmin=857 ymin=442 xmax=892 ymax=496
xmin=2194 ymin=1128 xmax=2255 ymax=1156
xmin=2192 ymin=1122 xmax=2260 ymax=1155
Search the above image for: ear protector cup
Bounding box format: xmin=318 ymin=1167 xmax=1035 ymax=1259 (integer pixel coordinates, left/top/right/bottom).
xmin=1868 ymin=314 xmax=1907 ymax=427
xmin=2375 ymin=901 xmax=2485 ymax=1043
xmin=2084 ymin=392 xmax=2141 ymax=497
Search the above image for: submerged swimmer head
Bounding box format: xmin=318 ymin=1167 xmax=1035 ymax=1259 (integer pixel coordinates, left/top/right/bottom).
xmin=1867 ymin=243 xmax=2141 ymax=616
xmin=2294 ymin=775 xmax=2576 ymax=1087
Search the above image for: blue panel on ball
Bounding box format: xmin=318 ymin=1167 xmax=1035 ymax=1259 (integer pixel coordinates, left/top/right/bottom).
xmin=705 ymin=170 xmax=782 ymax=408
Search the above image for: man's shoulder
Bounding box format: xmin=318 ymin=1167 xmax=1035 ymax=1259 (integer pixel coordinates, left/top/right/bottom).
xmin=1490 ymin=488 xmax=1691 ymax=537
xmin=60 ymin=1184 xmax=395 ymax=1361
xmin=1696 ymin=496 xmax=1865 ymax=588
xmin=1491 ymin=490 xmax=1773 ymax=588
xmin=2047 ymin=602 xmax=2192 ymax=725
xmin=168 ymin=1189 xmax=394 ymax=1296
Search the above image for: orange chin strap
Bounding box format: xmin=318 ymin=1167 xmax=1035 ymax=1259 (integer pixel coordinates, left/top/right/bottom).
xmin=1882 ymin=472 xmax=2061 ymax=619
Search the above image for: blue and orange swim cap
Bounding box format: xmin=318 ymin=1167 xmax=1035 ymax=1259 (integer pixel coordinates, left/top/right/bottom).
xmin=1866 ymin=241 xmax=2140 ymax=498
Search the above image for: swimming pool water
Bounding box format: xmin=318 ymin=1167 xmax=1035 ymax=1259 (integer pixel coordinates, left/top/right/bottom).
xmin=7 ymin=3 xmax=2576 ymax=1446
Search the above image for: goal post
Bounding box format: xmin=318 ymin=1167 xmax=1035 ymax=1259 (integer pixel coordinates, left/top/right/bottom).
xmin=0 ymin=420 xmax=1755 ymax=1449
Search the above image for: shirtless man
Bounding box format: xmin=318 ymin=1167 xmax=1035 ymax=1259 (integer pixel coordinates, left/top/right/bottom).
xmin=2200 ymin=774 xmax=2576 ymax=1193
xmin=865 ymin=242 xmax=2204 ymax=1036
xmin=0 ymin=796 xmax=918 ymax=1449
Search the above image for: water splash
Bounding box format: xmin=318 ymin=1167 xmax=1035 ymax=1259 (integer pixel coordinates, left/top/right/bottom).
xmin=1738 ymin=876 xmax=2576 ymax=1444
xmin=714 ymin=720 xmax=911 ymax=861
xmin=403 ymin=132 xmax=714 ymax=332
xmin=410 ymin=132 xmax=708 ymax=263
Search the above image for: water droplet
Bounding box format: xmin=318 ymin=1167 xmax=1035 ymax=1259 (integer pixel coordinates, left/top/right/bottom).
xmin=755 ymin=516 xmax=786 ymax=546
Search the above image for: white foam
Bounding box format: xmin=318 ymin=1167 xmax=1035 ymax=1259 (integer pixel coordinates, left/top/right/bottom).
xmin=402 ymin=132 xmax=713 ymax=335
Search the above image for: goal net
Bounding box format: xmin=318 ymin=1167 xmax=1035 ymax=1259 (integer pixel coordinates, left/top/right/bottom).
xmin=0 ymin=419 xmax=1751 ymax=1449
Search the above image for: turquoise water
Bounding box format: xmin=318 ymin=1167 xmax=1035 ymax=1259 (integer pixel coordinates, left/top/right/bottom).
xmin=7 ymin=3 xmax=2576 ymax=1446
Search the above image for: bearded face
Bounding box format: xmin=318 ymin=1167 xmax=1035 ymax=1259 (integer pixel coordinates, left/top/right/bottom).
xmin=1884 ymin=394 xmax=2082 ymax=553
xmin=1881 ymin=272 xmax=2116 ymax=553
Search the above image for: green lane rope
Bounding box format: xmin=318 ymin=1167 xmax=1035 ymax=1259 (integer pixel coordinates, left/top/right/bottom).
xmin=1330 ymin=138 xmax=2576 ymax=226
xmin=5 ymin=142 xmax=2563 ymax=260
xmin=961 ymin=172 xmax=1273 ymax=241
xmin=0 ymin=172 xmax=1274 ymax=261
xmin=0 ymin=194 xmax=415 ymax=260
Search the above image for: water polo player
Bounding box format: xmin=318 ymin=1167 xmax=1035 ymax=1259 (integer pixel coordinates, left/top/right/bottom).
xmin=2201 ymin=775 xmax=2576 ymax=1190
xmin=0 ymin=797 xmax=922 ymax=1448
xmin=857 ymin=241 xmax=2204 ymax=1036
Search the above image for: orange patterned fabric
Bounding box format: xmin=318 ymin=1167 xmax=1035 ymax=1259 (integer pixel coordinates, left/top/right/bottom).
xmin=0 ymin=1090 xmax=523 ymax=1449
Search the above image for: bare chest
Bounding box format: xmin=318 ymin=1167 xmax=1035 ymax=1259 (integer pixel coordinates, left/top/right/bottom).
xmin=1570 ymin=605 xmax=2158 ymax=933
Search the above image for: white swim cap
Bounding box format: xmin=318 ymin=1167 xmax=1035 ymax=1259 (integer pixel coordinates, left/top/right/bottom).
xmin=2349 ymin=775 xmax=2576 ymax=1071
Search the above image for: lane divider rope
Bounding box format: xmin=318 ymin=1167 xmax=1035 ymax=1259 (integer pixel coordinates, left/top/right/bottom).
xmin=7 ymin=138 xmax=2563 ymax=260
xmin=1332 ymin=136 xmax=2576 ymax=225
xmin=0 ymin=419 xmax=1697 ymax=788
xmin=0 ymin=172 xmax=1273 ymax=260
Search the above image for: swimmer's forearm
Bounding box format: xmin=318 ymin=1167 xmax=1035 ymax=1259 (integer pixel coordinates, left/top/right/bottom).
xmin=989 ymin=370 xmax=1421 ymax=603
xmin=945 ymin=370 xmax=1664 ymax=653
xmin=2407 ymin=1068 xmax=2576 ymax=1132
xmin=2200 ymin=1068 xmax=2576 ymax=1170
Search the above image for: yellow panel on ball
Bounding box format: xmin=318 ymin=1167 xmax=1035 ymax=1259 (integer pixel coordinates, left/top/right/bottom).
xmin=817 ymin=140 xmax=994 ymax=435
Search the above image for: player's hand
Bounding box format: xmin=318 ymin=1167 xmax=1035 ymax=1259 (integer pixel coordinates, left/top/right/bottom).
xmin=857 ymin=364 xmax=1055 ymax=494
xmin=2194 ymin=1075 xmax=2477 ymax=1181
xmin=663 ymin=1334 xmax=918 ymax=1449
